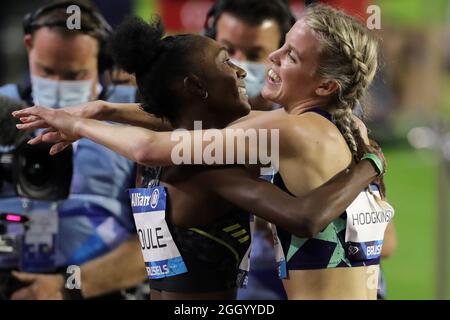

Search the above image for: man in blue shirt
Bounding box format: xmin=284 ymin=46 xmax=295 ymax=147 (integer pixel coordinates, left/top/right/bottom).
xmin=0 ymin=0 xmax=146 ymax=299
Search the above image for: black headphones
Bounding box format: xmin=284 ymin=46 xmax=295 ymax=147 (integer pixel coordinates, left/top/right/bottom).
xmin=203 ymin=0 xmax=297 ymax=47
xmin=23 ymin=1 xmax=114 ymax=74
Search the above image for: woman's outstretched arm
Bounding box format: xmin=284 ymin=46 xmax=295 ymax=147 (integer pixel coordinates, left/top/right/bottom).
xmin=13 ymin=106 xmax=367 ymax=173
xmin=13 ymin=106 xmax=282 ymax=168
xmin=16 ymin=100 xmax=172 ymax=131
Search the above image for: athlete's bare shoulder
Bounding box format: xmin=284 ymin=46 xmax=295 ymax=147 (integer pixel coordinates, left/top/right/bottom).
xmin=228 ymin=108 xmax=288 ymax=129
xmin=288 ymin=111 xmax=339 ymax=142
xmin=283 ymin=111 xmax=352 ymax=164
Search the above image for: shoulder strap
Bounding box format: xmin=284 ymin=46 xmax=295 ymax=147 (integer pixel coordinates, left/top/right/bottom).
xmin=305 ymin=107 xmax=333 ymax=123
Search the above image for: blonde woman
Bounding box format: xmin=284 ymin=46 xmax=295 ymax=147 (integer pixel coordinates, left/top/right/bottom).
xmin=15 ymin=5 xmax=393 ymax=299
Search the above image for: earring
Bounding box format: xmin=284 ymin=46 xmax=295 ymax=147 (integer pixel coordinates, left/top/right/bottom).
xmin=202 ymin=91 xmax=209 ymax=100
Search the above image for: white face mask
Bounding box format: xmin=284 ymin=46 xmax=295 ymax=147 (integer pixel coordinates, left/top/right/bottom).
xmin=230 ymin=59 xmax=268 ymax=98
xmin=31 ymin=75 xmax=93 ymax=108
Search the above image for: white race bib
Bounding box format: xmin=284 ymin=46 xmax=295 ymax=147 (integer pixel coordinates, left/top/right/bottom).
xmin=345 ymin=186 xmax=395 ymax=261
xmin=129 ymin=187 xmax=187 ymax=279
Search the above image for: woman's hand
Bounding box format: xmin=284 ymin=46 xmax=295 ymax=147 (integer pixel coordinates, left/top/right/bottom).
xmin=13 ymin=106 xmax=83 ymax=154
xmin=12 ymin=100 xmax=107 ymax=132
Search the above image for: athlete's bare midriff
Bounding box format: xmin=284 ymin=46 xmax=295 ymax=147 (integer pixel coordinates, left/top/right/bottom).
xmin=283 ymin=266 xmax=380 ymax=300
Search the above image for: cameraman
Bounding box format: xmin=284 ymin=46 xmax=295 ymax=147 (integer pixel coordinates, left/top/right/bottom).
xmin=0 ymin=0 xmax=146 ymax=299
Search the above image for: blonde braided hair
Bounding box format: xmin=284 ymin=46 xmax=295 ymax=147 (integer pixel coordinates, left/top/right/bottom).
xmin=303 ymin=4 xmax=379 ymax=160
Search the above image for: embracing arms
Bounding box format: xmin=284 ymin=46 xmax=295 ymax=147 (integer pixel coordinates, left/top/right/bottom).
xmin=199 ymin=160 xmax=379 ymax=238
xmin=12 ymin=105 xmax=383 ymax=238
xmin=12 ymin=103 xmax=277 ymax=165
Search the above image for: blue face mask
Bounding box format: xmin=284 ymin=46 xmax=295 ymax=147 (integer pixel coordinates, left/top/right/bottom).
xmin=230 ymin=59 xmax=268 ymax=98
xmin=31 ymin=75 xmax=93 ymax=108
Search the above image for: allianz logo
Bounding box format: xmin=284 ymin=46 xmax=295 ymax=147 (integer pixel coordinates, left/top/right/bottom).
xmin=131 ymin=193 xmax=151 ymax=207
xmin=131 ymin=189 xmax=160 ymax=208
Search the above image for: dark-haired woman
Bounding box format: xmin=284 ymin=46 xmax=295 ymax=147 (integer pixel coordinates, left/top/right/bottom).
xmin=15 ymin=6 xmax=392 ymax=300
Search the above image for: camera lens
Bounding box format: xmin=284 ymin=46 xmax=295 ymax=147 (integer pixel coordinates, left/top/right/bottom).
xmin=23 ymin=158 xmax=50 ymax=187
xmin=13 ymin=143 xmax=73 ymax=200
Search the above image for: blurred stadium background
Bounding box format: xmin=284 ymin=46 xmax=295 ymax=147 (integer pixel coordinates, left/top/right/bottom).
xmin=0 ymin=0 xmax=448 ymax=299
